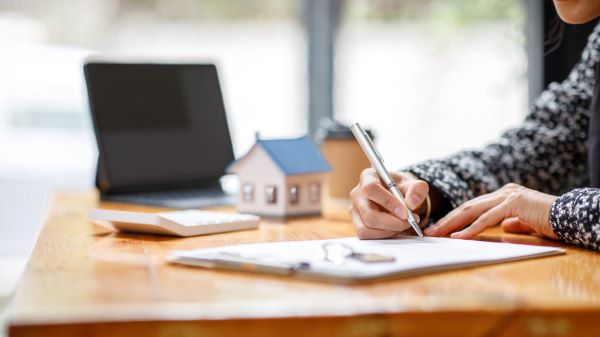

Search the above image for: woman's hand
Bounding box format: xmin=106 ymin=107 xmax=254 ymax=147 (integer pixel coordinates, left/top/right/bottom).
xmin=425 ymin=183 xmax=558 ymax=239
xmin=349 ymin=168 xmax=429 ymax=239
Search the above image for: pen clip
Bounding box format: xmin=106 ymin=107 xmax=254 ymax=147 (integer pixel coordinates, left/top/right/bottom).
xmin=362 ymin=128 xmax=384 ymax=163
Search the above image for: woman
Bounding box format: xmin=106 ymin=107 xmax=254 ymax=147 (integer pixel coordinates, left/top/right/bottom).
xmin=350 ymin=0 xmax=600 ymax=251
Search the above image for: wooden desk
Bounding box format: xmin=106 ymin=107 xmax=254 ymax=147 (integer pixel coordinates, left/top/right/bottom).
xmin=6 ymin=191 xmax=600 ymax=337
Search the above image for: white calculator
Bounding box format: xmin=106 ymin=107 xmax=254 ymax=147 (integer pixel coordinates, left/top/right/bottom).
xmin=88 ymin=209 xmax=260 ymax=237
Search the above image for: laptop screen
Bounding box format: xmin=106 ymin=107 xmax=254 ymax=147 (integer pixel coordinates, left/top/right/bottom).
xmin=85 ymin=62 xmax=234 ymax=192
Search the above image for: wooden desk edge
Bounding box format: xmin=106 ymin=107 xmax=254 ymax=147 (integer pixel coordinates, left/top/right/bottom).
xmin=8 ymin=309 xmax=600 ymax=337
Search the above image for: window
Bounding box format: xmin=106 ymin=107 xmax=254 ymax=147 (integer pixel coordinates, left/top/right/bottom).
xmin=0 ymin=0 xmax=304 ymax=211
xmin=336 ymin=0 xmax=526 ymax=169
xmin=309 ymin=182 xmax=321 ymax=203
xmin=289 ymin=184 xmax=299 ymax=205
xmin=265 ymin=185 xmax=277 ymax=204
xmin=242 ymin=183 xmax=255 ymax=202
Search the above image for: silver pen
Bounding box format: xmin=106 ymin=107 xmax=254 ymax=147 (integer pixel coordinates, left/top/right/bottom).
xmin=350 ymin=123 xmax=424 ymax=237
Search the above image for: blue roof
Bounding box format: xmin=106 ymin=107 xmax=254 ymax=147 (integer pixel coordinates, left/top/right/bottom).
xmin=227 ymin=136 xmax=331 ymax=176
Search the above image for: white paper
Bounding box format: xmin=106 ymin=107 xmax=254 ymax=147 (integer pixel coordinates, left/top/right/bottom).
xmin=171 ymin=236 xmax=565 ymax=281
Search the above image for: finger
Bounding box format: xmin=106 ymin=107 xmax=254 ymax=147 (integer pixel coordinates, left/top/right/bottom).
xmin=350 ymin=206 xmax=398 ymax=240
xmin=354 ymin=197 xmax=411 ymax=231
xmin=451 ymin=200 xmax=511 ymax=239
xmin=401 ymin=180 xmax=429 ymax=210
xmin=501 ymin=218 xmax=535 ymax=234
xmin=361 ymin=173 xmax=408 ymax=219
xmin=360 ymin=167 xmax=381 ymax=185
xmin=426 ymin=193 xmax=504 ymax=237
xmin=435 ymin=192 xmax=498 ymax=224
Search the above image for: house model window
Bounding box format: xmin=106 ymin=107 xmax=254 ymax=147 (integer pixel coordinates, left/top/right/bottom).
xmin=265 ymin=185 xmax=277 ymax=204
xmin=309 ymin=182 xmax=320 ymax=203
xmin=289 ymin=185 xmax=299 ymax=205
xmin=242 ymin=183 xmax=254 ymax=202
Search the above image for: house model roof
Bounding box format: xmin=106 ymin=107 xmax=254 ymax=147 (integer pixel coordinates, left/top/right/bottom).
xmin=227 ymin=136 xmax=331 ymax=176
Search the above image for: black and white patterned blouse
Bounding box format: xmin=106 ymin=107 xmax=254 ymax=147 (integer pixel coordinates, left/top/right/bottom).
xmin=407 ymin=23 xmax=600 ymax=252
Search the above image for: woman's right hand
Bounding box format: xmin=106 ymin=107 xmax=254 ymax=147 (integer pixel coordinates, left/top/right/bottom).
xmin=349 ymin=168 xmax=430 ymax=239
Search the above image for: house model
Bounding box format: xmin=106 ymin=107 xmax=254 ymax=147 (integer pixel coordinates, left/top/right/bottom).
xmin=226 ymin=136 xmax=331 ymax=217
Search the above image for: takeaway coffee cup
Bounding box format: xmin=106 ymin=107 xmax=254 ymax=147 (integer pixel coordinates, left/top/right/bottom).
xmin=317 ymin=119 xmax=373 ymax=201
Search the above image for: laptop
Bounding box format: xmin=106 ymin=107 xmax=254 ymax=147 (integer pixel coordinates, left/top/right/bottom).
xmin=84 ymin=61 xmax=235 ymax=209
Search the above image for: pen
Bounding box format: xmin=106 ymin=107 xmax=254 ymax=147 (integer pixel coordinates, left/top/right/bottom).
xmin=350 ymin=123 xmax=424 ymax=237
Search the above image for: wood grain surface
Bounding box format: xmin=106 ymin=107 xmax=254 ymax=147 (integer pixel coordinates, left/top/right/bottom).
xmin=6 ymin=191 xmax=600 ymax=337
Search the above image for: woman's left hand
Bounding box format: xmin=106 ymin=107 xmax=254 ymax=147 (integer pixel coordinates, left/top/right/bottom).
xmin=425 ymin=183 xmax=559 ymax=239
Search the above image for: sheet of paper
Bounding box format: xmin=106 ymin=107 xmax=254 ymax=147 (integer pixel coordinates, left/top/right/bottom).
xmin=172 ymin=236 xmax=565 ymax=280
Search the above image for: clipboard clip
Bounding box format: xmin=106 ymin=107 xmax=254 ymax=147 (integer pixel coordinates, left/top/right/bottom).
xmin=321 ymin=242 xmax=396 ymax=265
xmin=206 ymin=252 xmax=311 ymax=275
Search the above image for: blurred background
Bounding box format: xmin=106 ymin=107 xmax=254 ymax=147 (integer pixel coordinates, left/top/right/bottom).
xmin=1 ymin=0 xmax=594 ymax=330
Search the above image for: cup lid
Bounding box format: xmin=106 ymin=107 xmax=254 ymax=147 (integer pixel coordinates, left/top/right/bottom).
xmin=316 ymin=118 xmax=374 ymax=141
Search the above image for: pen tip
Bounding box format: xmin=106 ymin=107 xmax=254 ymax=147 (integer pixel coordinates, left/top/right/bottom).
xmin=410 ymin=220 xmax=424 ymax=237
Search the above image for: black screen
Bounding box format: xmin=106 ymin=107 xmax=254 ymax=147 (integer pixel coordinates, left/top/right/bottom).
xmin=85 ymin=62 xmax=234 ymax=192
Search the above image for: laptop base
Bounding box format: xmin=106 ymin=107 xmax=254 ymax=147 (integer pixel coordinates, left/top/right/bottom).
xmin=101 ymin=187 xmax=236 ymax=209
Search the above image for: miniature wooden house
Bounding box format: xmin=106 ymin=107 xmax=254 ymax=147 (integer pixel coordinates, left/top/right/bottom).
xmin=226 ymin=136 xmax=331 ymax=217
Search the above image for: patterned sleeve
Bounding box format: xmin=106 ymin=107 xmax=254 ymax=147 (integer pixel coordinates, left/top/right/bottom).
xmin=551 ymin=188 xmax=600 ymax=251
xmin=404 ymin=23 xmax=600 ymax=251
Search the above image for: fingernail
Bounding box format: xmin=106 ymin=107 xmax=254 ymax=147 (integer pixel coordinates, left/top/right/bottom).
xmin=450 ymin=231 xmax=463 ymax=238
xmin=394 ymin=207 xmax=407 ymax=219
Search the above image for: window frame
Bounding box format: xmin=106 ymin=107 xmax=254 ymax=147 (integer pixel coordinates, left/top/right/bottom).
xmin=308 ymin=181 xmax=321 ymax=203
xmin=289 ymin=184 xmax=300 ymax=205
xmin=241 ymin=183 xmax=255 ymax=203
xmin=265 ymin=185 xmax=278 ymax=204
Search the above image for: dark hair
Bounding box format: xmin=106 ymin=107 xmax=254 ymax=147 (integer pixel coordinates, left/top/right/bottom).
xmin=545 ymin=12 xmax=565 ymax=56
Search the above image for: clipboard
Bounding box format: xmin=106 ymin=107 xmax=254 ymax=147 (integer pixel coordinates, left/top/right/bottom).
xmin=167 ymin=236 xmax=565 ymax=284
